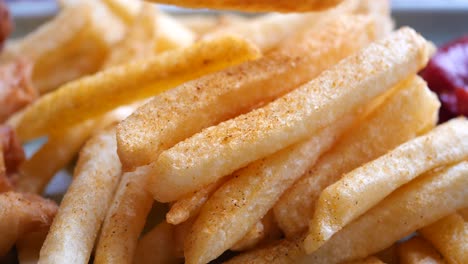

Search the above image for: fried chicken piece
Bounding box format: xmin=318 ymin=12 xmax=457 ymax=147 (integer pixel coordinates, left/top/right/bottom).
xmin=0 ymin=126 xmax=25 ymax=191
xmin=0 ymin=192 xmax=57 ymax=256
xmin=0 ymin=0 xmax=11 ymax=51
xmin=0 ymin=60 xmax=37 ymax=123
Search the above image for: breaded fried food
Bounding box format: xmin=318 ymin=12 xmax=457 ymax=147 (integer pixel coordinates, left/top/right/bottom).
xmin=0 ymin=60 xmax=37 ymax=123
xmin=147 ymin=0 xmax=344 ymax=12
xmin=0 ymin=192 xmax=57 ymax=256
xmin=0 ymin=0 xmax=11 ymax=50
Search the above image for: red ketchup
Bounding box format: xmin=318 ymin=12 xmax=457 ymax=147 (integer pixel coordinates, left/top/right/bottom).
xmin=420 ymin=36 xmax=468 ymax=122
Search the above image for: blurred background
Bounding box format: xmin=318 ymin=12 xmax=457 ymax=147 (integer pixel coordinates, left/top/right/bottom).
xmin=5 ymin=0 xmax=468 ymax=45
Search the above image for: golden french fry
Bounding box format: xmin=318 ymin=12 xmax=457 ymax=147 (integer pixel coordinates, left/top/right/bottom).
xmin=397 ymin=237 xmax=445 ymax=264
xmin=202 ymin=0 xmax=358 ymax=52
xmin=147 ymin=0 xmax=345 ymax=12
xmin=14 ymin=36 xmax=259 ymax=141
xmin=302 ymin=161 xmax=468 ymax=262
xmin=166 ymin=179 xmax=226 ymax=225
xmin=305 ymin=117 xmax=468 ymax=252
xmin=2 ymin=1 xmax=126 ymax=94
xmin=225 ymin=238 xmax=303 ymax=264
xmin=103 ymin=3 xmax=159 ymax=68
xmin=173 ymin=217 xmax=195 ymax=259
xmin=38 ymin=128 xmax=122 ymax=264
xmin=185 ymin=116 xmax=355 ymax=264
xmin=154 ymin=12 xmax=196 ymax=52
xmin=94 ymin=167 xmax=153 ymax=264
xmin=0 ymin=144 xmax=8 ymax=192
xmin=420 ymin=214 xmax=467 ymax=264
xmin=118 ymin=14 xmax=375 ymax=171
xmin=231 ymin=221 xmax=265 ymax=252
xmin=133 ymin=221 xmax=180 ymax=264
xmin=274 ymin=76 xmax=439 ymax=237
xmin=150 ymin=27 xmax=432 ymax=202
xmin=17 ymin=107 xmax=134 ymax=194
xmin=17 ymin=230 xmax=48 ymax=264
xmin=0 ymin=192 xmax=57 ymax=256
xmin=231 ymin=211 xmax=281 ymax=252
xmin=357 ymin=0 xmax=393 ymax=39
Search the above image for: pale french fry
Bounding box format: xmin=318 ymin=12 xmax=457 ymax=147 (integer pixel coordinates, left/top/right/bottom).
xmin=94 ymin=167 xmax=153 ymax=264
xmin=420 ymin=214 xmax=468 ymax=264
xmin=185 ymin=116 xmax=355 ymax=264
xmin=305 ymin=117 xmax=468 ymax=253
xmin=202 ymin=0 xmax=358 ymax=52
xmin=166 ymin=179 xmax=226 ymax=225
xmin=150 ymin=27 xmax=432 ymax=202
xmin=133 ymin=222 xmax=180 ymax=264
xmin=0 ymin=192 xmax=57 ymax=256
xmin=101 ymin=0 xmax=142 ymax=24
xmin=274 ymin=76 xmax=439 ymax=237
xmin=397 ymin=237 xmax=445 ymax=264
xmin=302 ymin=161 xmax=468 ymax=262
xmin=17 ymin=230 xmax=48 ymax=264
xmin=103 ymin=3 xmax=159 ymax=68
xmin=178 ymin=14 xmax=248 ymax=36
xmin=118 ymin=14 xmax=376 ymax=170
xmin=154 ymin=12 xmax=196 ymax=52
xmin=147 ymin=0 xmax=345 ymax=12
xmin=38 ymin=128 xmax=122 ymax=264
xmin=59 ymin=0 xmax=141 ymax=25
xmin=357 ymin=0 xmax=393 ymax=39
xmin=2 ymin=1 xmax=126 ymax=94
xmin=17 ymin=106 xmax=134 ymax=194
xmin=459 ymin=208 xmax=468 ymax=221
xmin=14 ymin=36 xmax=259 ymax=141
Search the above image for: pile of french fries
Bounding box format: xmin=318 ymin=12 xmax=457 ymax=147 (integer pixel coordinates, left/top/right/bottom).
xmin=0 ymin=0 xmax=466 ymax=263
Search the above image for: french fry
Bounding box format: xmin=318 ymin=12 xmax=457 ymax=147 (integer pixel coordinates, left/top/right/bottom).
xmin=229 ymin=161 xmax=468 ymax=263
xmin=0 ymin=192 xmax=57 ymax=256
xmin=103 ymin=3 xmax=159 ymax=68
xmin=302 ymin=161 xmax=468 ymax=262
xmin=357 ymin=0 xmax=393 ymax=39
xmin=150 ymin=27 xmax=432 ymax=202
xmin=133 ymin=221 xmax=180 ymax=264
xmin=231 ymin=221 xmax=265 ymax=252
xmin=225 ymin=238 xmax=304 ymax=264
xmin=274 ymin=76 xmax=439 ymax=237
xmin=118 ymin=14 xmax=376 ymax=170
xmin=147 ymin=0 xmax=345 ymax=12
xmin=14 ymin=36 xmax=259 ymax=141
xmin=166 ymin=179 xmax=226 ymax=225
xmin=94 ymin=167 xmax=153 ymax=264
xmin=178 ymin=15 xmax=248 ymax=36
xmin=397 ymin=237 xmax=445 ymax=264
xmin=17 ymin=230 xmax=48 ymax=264
xmin=185 ymin=115 xmax=355 ymax=264
xmin=305 ymin=117 xmax=468 ymax=253
xmin=37 ymin=128 xmax=121 ymax=264
xmin=0 ymin=144 xmax=10 ymax=192
xmin=202 ymin=0 xmax=358 ymax=52
xmin=60 ymin=0 xmax=141 ymax=25
xmin=1 ymin=1 xmax=126 ymax=94
xmin=420 ymin=214 xmax=467 ymax=264
xmin=173 ymin=217 xmax=195 ymax=258
xmin=154 ymin=12 xmax=196 ymax=52
xmin=17 ymin=106 xmax=134 ymax=194
xmin=231 ymin=211 xmax=281 ymax=252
